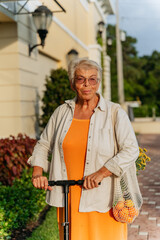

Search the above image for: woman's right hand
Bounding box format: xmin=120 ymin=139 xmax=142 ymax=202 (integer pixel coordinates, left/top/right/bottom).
xmin=32 ymin=175 xmax=53 ymax=191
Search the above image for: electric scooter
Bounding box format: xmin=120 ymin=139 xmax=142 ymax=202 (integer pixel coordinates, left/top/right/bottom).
xmin=48 ymin=180 xmax=84 ymax=240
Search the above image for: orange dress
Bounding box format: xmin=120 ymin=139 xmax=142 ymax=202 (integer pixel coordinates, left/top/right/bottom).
xmin=57 ymin=118 xmax=127 ymax=240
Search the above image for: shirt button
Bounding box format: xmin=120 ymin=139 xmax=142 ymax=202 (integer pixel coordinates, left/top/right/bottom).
xmin=88 ymin=149 xmax=90 ymax=151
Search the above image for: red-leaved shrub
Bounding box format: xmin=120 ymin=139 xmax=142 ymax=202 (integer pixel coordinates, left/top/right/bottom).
xmin=0 ymin=133 xmax=37 ymax=185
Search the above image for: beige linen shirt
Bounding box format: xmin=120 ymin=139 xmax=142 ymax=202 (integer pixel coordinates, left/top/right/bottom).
xmin=28 ymin=94 xmax=139 ymax=213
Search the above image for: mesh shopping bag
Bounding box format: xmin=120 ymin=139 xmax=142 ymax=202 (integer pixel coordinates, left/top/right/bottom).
xmin=112 ymin=164 xmax=143 ymax=223
xmin=111 ymin=104 xmax=143 ymax=223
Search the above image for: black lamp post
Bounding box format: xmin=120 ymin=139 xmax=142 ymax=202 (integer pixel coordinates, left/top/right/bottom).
xmin=97 ymin=21 xmax=105 ymax=36
xmin=67 ymin=49 xmax=79 ymax=63
xmin=29 ymin=5 xmax=53 ymax=56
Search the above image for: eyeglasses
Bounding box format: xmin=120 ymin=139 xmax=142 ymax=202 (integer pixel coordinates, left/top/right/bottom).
xmin=75 ymin=76 xmax=99 ymax=85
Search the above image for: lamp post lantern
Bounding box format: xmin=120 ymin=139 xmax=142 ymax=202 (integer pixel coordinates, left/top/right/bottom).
xmin=98 ymin=21 xmax=105 ymax=37
xmin=29 ymin=5 xmax=53 ymax=56
xmin=67 ymin=49 xmax=79 ymax=63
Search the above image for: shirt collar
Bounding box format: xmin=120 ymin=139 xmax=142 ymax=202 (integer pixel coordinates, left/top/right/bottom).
xmin=65 ymin=93 xmax=106 ymax=112
xmin=96 ymin=93 xmax=106 ymax=111
xmin=65 ymin=96 xmax=77 ymax=109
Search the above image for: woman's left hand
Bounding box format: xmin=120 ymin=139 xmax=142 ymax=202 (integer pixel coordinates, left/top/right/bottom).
xmin=83 ymin=166 xmax=112 ymax=190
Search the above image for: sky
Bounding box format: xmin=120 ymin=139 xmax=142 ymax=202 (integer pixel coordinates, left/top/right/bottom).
xmin=107 ymin=0 xmax=160 ymax=56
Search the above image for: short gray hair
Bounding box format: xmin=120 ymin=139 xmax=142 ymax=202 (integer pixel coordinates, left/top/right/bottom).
xmin=68 ymin=58 xmax=102 ymax=85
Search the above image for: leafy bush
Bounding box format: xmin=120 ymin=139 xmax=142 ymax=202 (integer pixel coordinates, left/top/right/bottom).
xmin=133 ymin=105 xmax=150 ymax=117
xmin=40 ymin=68 xmax=75 ymax=128
xmin=0 ymin=169 xmax=46 ymax=239
xmin=133 ymin=104 xmax=160 ymax=117
xmin=0 ymin=134 xmax=37 ymax=186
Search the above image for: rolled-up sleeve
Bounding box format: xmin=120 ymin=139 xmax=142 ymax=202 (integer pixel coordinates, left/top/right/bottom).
xmin=27 ymin=113 xmax=55 ymax=173
xmin=104 ymin=108 xmax=139 ymax=177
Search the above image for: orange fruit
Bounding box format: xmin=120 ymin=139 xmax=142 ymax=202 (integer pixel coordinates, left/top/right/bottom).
xmin=115 ymin=201 xmax=124 ymax=210
xmin=113 ymin=208 xmax=119 ymax=218
xmin=118 ymin=208 xmax=129 ymax=222
xmin=126 ymin=216 xmax=134 ymax=223
xmin=119 ymin=197 xmax=125 ymax=202
xmin=125 ymin=199 xmax=134 ymax=208
xmin=129 ymin=207 xmax=139 ymax=217
xmin=121 ymin=207 xmax=129 ymax=215
xmin=113 ymin=208 xmax=124 ymax=222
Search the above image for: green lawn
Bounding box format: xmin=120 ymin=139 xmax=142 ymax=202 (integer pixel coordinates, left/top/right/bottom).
xmin=27 ymin=207 xmax=59 ymax=240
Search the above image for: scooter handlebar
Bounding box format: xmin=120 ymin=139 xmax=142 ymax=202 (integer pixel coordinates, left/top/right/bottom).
xmin=48 ymin=180 xmax=101 ymax=187
xmin=48 ymin=180 xmax=84 ymax=187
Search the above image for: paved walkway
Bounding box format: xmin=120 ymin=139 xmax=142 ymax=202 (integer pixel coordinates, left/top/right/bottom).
xmin=128 ymin=134 xmax=160 ymax=240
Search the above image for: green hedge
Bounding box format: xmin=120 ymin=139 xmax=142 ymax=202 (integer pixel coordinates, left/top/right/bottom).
xmin=0 ymin=169 xmax=46 ymax=239
xmin=133 ymin=105 xmax=160 ymax=117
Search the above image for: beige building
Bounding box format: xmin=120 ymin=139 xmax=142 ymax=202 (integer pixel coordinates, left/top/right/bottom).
xmin=0 ymin=0 xmax=114 ymax=138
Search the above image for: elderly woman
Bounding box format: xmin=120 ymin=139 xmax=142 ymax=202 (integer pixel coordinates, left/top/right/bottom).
xmin=28 ymin=58 xmax=139 ymax=240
